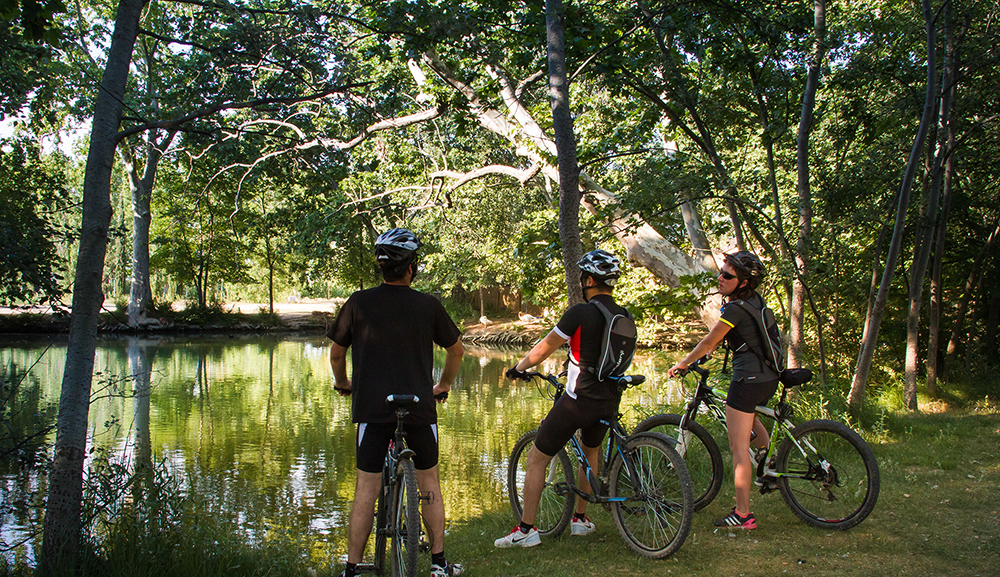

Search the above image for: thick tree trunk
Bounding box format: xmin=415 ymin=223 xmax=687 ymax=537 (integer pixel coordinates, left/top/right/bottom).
xmin=546 ymin=0 xmax=584 ymax=305
xmin=849 ymin=0 xmax=937 ymax=409
xmin=789 ymin=0 xmax=826 ymax=370
xmin=124 ymin=130 xmax=175 ymax=327
xmin=41 ymin=0 xmax=146 ymax=571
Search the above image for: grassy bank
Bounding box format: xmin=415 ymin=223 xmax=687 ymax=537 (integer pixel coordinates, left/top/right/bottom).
xmin=444 ymin=407 xmax=999 ymax=577
xmin=4 ymin=407 xmax=997 ymax=576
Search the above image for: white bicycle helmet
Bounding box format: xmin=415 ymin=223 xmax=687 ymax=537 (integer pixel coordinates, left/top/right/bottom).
xmin=577 ymin=249 xmax=622 ymax=286
xmin=374 ymin=228 xmax=421 ymax=263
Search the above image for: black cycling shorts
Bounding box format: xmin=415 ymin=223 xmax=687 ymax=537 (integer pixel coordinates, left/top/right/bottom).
xmin=356 ymin=422 xmax=439 ymax=473
xmin=725 ymin=377 xmax=779 ymax=414
xmin=534 ymin=394 xmax=618 ymax=457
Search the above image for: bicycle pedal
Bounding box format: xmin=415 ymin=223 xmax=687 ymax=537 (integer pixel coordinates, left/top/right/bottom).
xmin=419 ymin=539 xmax=430 ymax=552
xmin=418 ymin=491 xmax=433 ymax=502
xmin=553 ymin=482 xmax=573 ymax=497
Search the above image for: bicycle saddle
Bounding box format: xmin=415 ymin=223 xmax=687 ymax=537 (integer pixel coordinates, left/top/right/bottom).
xmin=386 ymin=394 xmax=420 ymax=407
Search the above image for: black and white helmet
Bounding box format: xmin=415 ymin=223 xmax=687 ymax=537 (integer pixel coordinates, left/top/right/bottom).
xmin=724 ymin=251 xmax=766 ymax=290
xmin=577 ymin=249 xmax=621 ymax=286
xmin=374 ymin=228 xmax=421 ymax=264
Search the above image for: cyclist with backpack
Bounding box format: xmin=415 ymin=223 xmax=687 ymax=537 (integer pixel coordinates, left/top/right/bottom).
xmin=668 ymin=251 xmax=780 ymax=530
xmin=497 ymin=249 xmax=637 ymax=548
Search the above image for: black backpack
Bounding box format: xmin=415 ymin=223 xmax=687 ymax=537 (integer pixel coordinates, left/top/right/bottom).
xmin=731 ymin=299 xmax=786 ymax=375
xmin=588 ymin=300 xmax=638 ymax=381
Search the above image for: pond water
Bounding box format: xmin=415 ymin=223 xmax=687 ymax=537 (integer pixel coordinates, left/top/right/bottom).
xmin=0 ymin=334 xmax=685 ymax=565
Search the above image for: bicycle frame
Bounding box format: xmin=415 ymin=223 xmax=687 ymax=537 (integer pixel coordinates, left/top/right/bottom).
xmin=683 ymin=364 xmax=812 ymax=482
xmin=531 ymin=373 xmax=653 ymax=505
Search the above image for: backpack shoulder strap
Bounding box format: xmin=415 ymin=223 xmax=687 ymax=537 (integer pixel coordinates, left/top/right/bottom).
xmin=732 ymin=300 xmax=780 ymax=373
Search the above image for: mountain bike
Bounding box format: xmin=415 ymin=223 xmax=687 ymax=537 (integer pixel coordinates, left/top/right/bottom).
xmin=506 ymin=372 xmax=693 ymax=558
xmin=354 ymin=394 xmax=425 ymax=577
xmin=634 ymin=357 xmax=879 ymax=530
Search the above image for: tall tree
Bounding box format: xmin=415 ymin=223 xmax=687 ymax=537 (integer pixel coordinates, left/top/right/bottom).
xmin=789 ymin=0 xmax=827 ymax=369
xmin=546 ymin=0 xmax=584 ymax=304
xmin=849 ymin=0 xmax=938 ymax=409
xmin=41 ymin=0 xmax=146 ymax=569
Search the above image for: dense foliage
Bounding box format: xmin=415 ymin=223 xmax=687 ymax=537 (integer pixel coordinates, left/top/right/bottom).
xmin=2 ymin=0 xmax=999 ymax=391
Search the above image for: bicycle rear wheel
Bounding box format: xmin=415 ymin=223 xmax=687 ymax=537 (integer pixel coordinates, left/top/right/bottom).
xmin=373 ymin=472 xmax=389 ymax=575
xmin=633 ymin=413 xmax=723 ymax=511
xmin=390 ymin=458 xmax=420 ymax=577
xmin=507 ymin=429 xmax=574 ymax=537
xmin=774 ymin=419 xmax=880 ymax=530
xmin=609 ymin=432 xmax=693 ymax=558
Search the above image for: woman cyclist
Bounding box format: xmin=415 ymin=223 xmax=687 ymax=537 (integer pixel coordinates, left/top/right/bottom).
xmin=667 ymin=251 xmax=777 ymax=529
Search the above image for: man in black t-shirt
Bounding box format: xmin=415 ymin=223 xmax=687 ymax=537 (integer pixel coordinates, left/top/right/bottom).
xmin=329 ymin=228 xmax=465 ymax=577
xmin=495 ymin=249 xmax=630 ymax=548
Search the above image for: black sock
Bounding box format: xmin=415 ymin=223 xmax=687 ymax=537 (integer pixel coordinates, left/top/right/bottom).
xmin=519 ymin=521 xmax=534 ymax=533
xmin=343 ymin=563 xmax=358 ymax=577
xmin=573 ymin=512 xmax=586 ymax=521
xmin=432 ymin=552 xmax=446 ymax=567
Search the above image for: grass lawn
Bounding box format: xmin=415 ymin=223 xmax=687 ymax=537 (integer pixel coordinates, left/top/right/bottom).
xmin=427 ymin=408 xmax=999 ymax=577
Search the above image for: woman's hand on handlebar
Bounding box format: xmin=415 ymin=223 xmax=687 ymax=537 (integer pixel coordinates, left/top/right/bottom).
xmin=667 ymin=363 xmax=688 ymax=378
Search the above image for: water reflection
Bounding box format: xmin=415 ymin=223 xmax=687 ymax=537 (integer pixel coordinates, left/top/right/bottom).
xmin=0 ymin=335 xmax=683 ymax=564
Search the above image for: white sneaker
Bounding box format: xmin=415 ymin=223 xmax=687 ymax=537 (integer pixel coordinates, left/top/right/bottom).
xmin=494 ymin=526 xmax=541 ymax=548
xmin=431 ymin=562 xmax=464 ymax=576
xmin=570 ymin=516 xmax=595 ymax=536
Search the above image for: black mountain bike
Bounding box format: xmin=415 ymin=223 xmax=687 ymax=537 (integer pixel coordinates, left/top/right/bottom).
xmin=354 ymin=394 xmax=424 ymax=577
xmin=506 ymin=372 xmax=693 ymax=558
xmin=633 ymin=358 xmax=879 ymax=530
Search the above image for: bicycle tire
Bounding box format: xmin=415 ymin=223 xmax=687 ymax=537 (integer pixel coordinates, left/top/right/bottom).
xmin=390 ymin=458 xmax=420 ymax=577
xmin=633 ymin=413 xmax=723 ymax=511
xmin=774 ymin=419 xmax=880 ymax=530
xmin=507 ymin=429 xmax=574 ymax=537
xmin=609 ymin=432 xmax=693 ymax=558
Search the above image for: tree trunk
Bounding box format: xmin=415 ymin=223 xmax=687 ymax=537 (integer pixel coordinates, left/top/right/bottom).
xmin=41 ymin=0 xmax=146 ymax=571
xmin=926 ymin=13 xmax=957 ymax=396
xmin=123 ymin=130 xmax=176 ymax=327
xmin=789 ymin=0 xmax=826 ymax=370
xmin=546 ymin=0 xmax=584 ymax=305
xmin=903 ymin=1 xmax=954 ymax=410
xmin=848 ymin=0 xmax=937 ymax=409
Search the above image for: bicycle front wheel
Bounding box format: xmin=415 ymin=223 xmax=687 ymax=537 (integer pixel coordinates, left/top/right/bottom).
xmin=633 ymin=413 xmax=723 ymax=511
xmin=775 ymin=419 xmax=880 ymax=530
xmin=507 ymin=429 xmax=574 ymax=537
xmin=609 ymin=432 xmax=693 ymax=558
xmin=390 ymin=458 xmax=420 ymax=577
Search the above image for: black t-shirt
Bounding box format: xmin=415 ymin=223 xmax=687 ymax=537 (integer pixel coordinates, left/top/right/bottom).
xmin=719 ymin=293 xmax=779 ymax=383
xmin=327 ymin=284 xmax=462 ymax=424
xmin=553 ymin=293 xmax=629 ymax=401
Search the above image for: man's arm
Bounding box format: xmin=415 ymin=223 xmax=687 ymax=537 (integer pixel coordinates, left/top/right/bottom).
xmin=329 ymin=342 xmax=352 ymax=395
xmin=432 ymin=340 xmax=464 ymax=400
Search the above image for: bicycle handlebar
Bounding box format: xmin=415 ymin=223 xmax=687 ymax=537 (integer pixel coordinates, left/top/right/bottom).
xmin=515 ymin=370 xmax=646 ymax=389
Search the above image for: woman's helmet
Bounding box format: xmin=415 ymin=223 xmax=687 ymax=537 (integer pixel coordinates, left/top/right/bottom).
xmin=374 ymin=228 xmax=421 ymax=264
xmin=724 ymin=251 xmax=766 ymax=290
xmin=577 ymin=249 xmax=622 ymax=286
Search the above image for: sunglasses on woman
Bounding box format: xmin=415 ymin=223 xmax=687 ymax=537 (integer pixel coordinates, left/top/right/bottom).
xmin=719 ymin=270 xmax=737 ymax=280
